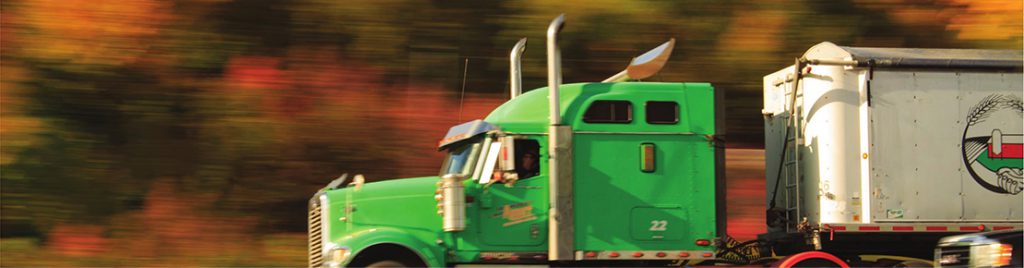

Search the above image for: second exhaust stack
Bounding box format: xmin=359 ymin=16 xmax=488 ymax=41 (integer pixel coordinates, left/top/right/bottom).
xmin=509 ymin=38 xmax=528 ymax=99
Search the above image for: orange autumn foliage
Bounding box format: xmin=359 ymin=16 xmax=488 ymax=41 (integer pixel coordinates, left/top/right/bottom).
xmin=17 ymin=0 xmax=172 ymax=66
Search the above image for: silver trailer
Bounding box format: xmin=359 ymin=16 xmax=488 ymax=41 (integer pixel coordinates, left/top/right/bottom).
xmin=761 ymin=42 xmax=1023 ymax=260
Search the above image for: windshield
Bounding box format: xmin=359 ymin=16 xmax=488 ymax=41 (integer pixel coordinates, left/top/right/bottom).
xmin=440 ymin=140 xmax=483 ymax=177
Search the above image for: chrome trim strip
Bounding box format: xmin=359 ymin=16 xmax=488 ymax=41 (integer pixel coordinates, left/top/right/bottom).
xmin=575 ymin=131 xmax=699 ymax=135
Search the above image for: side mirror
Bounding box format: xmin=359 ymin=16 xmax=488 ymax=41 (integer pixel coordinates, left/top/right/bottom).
xmin=497 ymin=137 xmax=520 ymax=185
xmin=480 ymin=137 xmax=521 ymax=186
xmin=498 ymin=136 xmax=516 ymax=172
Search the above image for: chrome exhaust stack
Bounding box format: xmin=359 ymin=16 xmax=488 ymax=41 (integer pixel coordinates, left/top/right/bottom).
xmin=509 ymin=38 xmax=528 ymax=99
xmin=547 ymin=15 xmax=565 ymax=125
xmin=545 ymin=13 xmax=574 ymax=261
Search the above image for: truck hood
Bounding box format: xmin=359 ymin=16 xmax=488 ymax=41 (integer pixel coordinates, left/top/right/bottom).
xmin=325 ymin=176 xmax=443 ymax=234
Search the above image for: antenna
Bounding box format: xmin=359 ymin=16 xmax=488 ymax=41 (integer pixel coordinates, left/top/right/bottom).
xmin=602 ymin=38 xmax=676 ymax=82
xmin=458 ymin=58 xmax=469 ymax=121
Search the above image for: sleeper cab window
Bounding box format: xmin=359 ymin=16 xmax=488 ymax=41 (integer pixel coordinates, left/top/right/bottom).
xmin=646 ymin=101 xmax=679 ymax=124
xmin=583 ymin=100 xmax=632 ymax=124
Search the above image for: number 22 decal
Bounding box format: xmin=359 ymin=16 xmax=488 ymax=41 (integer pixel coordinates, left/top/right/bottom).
xmin=649 ymin=220 xmax=668 ymax=231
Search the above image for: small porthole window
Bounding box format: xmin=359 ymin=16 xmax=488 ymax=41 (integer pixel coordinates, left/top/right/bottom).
xmin=646 ymin=101 xmax=678 ymax=124
xmin=583 ymin=100 xmax=632 ymax=124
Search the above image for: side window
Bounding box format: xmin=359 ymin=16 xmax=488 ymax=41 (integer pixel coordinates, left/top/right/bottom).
xmin=646 ymin=101 xmax=679 ymax=124
xmin=514 ymin=140 xmax=541 ymax=179
xmin=583 ymin=100 xmax=632 ymax=123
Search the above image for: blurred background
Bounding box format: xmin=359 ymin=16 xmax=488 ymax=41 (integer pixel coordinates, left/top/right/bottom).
xmin=1 ymin=0 xmax=1020 ymax=266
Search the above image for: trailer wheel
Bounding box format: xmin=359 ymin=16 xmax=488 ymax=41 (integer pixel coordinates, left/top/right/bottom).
xmin=777 ymin=251 xmax=849 ymax=268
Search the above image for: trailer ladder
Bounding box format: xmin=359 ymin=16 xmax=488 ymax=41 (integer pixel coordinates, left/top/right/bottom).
xmin=781 ymin=64 xmax=804 ymax=233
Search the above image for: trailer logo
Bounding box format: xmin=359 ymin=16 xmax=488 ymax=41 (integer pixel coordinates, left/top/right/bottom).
xmin=961 ymin=94 xmax=1024 ymax=195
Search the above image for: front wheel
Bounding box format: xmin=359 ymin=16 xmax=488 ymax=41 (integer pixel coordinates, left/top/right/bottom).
xmin=364 ymin=260 xmax=409 ymax=268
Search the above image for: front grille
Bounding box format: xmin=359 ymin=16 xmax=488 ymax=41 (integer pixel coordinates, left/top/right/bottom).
xmin=308 ymin=198 xmax=324 ymax=268
xmin=936 ymin=245 xmax=970 ymax=267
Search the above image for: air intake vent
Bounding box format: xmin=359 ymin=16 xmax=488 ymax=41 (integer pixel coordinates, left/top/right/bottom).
xmin=308 ymin=197 xmax=324 ymax=267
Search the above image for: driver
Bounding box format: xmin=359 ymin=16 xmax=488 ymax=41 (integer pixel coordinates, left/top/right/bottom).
xmin=516 ymin=151 xmax=539 ymax=179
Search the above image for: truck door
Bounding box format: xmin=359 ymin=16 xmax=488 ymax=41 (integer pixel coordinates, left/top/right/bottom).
xmin=476 ymin=138 xmax=548 ymax=247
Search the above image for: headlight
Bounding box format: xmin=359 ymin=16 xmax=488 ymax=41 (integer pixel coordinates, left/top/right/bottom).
xmin=971 ymin=243 xmax=1013 ymax=267
xmin=324 ymin=245 xmax=351 ymax=268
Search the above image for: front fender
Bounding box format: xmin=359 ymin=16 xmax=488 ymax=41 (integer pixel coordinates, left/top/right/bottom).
xmin=337 ymin=227 xmax=445 ymax=267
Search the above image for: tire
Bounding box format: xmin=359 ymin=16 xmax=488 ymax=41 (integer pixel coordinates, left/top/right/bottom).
xmin=788 ymin=258 xmax=843 ymax=267
xmin=777 ymin=251 xmax=849 ymax=268
xmin=364 ymin=260 xmax=409 ymax=268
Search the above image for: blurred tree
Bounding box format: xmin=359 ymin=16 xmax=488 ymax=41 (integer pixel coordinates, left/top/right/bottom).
xmin=0 ymin=0 xmax=1019 ymax=265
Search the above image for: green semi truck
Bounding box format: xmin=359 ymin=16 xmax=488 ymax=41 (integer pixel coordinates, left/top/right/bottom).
xmin=308 ymin=15 xmax=1023 ymax=267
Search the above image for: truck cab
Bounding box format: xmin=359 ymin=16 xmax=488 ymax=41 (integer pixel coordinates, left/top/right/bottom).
xmin=309 ymin=82 xmax=723 ymax=267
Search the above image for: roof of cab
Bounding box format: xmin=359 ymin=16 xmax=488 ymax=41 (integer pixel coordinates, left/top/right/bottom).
xmin=484 ymin=82 xmax=715 ymax=134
